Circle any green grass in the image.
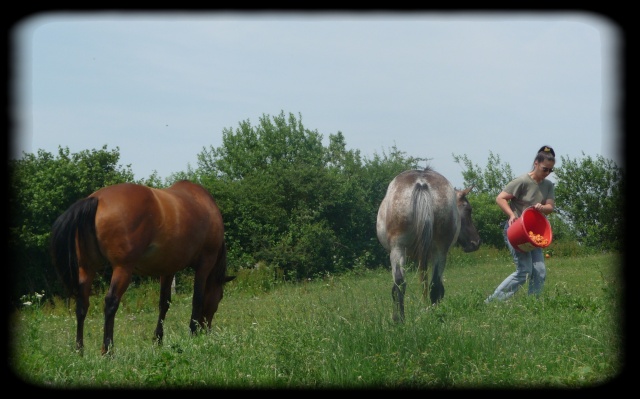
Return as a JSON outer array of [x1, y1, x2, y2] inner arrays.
[[9, 249, 623, 389]]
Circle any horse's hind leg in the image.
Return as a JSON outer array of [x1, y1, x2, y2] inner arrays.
[[390, 247, 407, 323], [154, 274, 175, 345], [76, 267, 96, 354], [429, 257, 446, 305], [102, 266, 133, 355]]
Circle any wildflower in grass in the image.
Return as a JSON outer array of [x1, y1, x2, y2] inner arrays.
[[20, 290, 45, 308]]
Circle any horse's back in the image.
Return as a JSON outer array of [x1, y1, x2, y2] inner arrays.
[[162, 181, 225, 249], [89, 181, 224, 276], [377, 169, 458, 254]]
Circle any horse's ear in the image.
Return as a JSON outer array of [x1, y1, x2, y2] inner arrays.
[[458, 186, 474, 197]]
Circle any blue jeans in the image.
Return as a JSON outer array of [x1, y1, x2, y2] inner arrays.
[[485, 221, 546, 302]]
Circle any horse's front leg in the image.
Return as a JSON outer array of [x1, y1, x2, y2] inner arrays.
[[202, 270, 220, 330], [102, 266, 132, 355], [390, 247, 407, 323], [154, 274, 175, 345], [189, 269, 208, 334]]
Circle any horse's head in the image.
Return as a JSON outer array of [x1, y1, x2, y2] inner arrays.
[[456, 186, 481, 252], [207, 275, 237, 318]]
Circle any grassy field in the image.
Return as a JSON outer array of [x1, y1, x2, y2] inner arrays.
[[9, 249, 624, 390]]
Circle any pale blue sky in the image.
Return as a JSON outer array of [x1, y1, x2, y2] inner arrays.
[[10, 11, 623, 188]]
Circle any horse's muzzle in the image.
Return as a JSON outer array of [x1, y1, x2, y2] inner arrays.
[[462, 240, 481, 252]]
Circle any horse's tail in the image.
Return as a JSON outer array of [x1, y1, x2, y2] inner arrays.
[[50, 197, 99, 297], [410, 182, 434, 268]]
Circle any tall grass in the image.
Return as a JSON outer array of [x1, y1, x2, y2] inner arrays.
[[10, 249, 623, 389]]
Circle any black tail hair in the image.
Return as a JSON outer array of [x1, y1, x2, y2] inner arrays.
[[50, 197, 99, 297]]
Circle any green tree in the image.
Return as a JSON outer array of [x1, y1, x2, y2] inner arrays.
[[9, 145, 134, 303], [464, 192, 506, 249], [198, 111, 325, 180], [453, 151, 516, 247], [193, 112, 335, 278], [453, 151, 515, 196], [553, 153, 624, 251], [193, 111, 424, 279], [137, 170, 168, 188]]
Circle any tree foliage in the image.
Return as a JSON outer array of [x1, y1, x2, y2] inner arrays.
[[9, 145, 135, 302], [453, 151, 515, 197], [191, 111, 423, 280], [453, 151, 516, 248], [553, 153, 624, 251], [8, 112, 623, 303]]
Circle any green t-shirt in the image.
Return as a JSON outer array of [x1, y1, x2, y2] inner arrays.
[[503, 173, 555, 218]]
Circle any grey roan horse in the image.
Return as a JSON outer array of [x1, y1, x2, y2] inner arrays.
[[376, 168, 481, 322]]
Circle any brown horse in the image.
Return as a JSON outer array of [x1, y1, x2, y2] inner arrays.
[[50, 180, 236, 355], [376, 168, 481, 322]]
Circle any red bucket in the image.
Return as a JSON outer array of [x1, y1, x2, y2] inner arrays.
[[507, 207, 553, 253]]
